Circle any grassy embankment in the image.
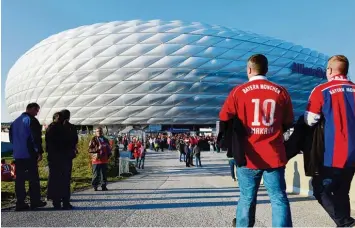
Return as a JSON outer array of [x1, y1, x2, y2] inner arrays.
[[1, 135, 135, 207]]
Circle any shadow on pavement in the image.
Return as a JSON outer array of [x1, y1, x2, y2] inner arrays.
[[71, 194, 270, 202], [73, 187, 242, 196], [70, 196, 315, 211]]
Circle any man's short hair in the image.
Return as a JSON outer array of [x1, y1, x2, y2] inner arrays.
[[26, 103, 40, 110], [1, 159, 5, 164], [248, 54, 268, 75], [328, 55, 349, 75], [60, 109, 70, 120]]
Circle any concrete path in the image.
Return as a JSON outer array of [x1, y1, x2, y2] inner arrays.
[[1, 149, 350, 227]]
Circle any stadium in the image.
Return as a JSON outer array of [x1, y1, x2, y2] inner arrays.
[[5, 20, 328, 132]]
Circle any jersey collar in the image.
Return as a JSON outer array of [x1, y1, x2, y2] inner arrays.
[[330, 75, 348, 81], [249, 75, 267, 81]]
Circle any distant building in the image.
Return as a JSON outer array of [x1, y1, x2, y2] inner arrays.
[[5, 20, 327, 128]]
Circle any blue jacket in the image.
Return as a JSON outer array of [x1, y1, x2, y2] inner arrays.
[[9, 113, 43, 159]]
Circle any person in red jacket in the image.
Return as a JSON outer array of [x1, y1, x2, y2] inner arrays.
[[1, 159, 12, 181], [220, 54, 294, 227], [88, 127, 112, 191]]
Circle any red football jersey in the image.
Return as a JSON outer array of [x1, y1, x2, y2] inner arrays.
[[305, 76, 355, 168], [219, 76, 294, 169]]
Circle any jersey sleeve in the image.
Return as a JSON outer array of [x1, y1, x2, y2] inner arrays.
[[219, 87, 238, 121], [304, 86, 323, 126], [282, 89, 294, 129]]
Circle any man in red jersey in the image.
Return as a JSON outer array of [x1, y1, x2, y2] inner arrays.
[[305, 55, 355, 227], [220, 54, 294, 227]]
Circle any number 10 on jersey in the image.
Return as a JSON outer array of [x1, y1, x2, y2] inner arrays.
[[251, 99, 276, 127]]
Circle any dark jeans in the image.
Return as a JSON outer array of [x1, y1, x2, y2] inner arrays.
[[195, 154, 202, 167], [229, 159, 236, 179], [47, 158, 72, 204], [138, 157, 145, 169], [236, 166, 292, 227], [92, 164, 108, 188], [312, 167, 355, 227], [15, 158, 41, 204], [180, 152, 186, 162], [186, 152, 192, 166], [129, 151, 134, 159]]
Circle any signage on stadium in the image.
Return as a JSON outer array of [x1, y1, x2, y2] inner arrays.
[[291, 62, 326, 79], [148, 124, 162, 131]]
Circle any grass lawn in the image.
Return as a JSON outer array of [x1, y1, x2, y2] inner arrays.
[[1, 135, 134, 207]]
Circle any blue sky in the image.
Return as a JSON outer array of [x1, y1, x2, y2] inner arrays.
[[2, 0, 355, 122]]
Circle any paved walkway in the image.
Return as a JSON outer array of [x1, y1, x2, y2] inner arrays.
[[1, 150, 350, 227]]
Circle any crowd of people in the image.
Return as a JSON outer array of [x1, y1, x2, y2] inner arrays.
[[116, 134, 216, 169], [8, 104, 116, 211], [3, 53, 354, 227]]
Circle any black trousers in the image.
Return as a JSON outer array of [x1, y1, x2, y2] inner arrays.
[[92, 164, 108, 187], [47, 158, 72, 204], [312, 167, 355, 227], [15, 158, 41, 204], [186, 152, 192, 166]]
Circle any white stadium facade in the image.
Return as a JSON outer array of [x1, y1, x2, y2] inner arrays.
[[5, 20, 328, 130]]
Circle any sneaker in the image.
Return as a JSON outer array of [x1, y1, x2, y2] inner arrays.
[[15, 203, 30, 211], [233, 178, 237, 182], [30, 201, 47, 210], [94, 187, 98, 191], [102, 186, 108, 191]]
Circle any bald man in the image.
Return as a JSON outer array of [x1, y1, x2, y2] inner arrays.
[[305, 55, 355, 227]]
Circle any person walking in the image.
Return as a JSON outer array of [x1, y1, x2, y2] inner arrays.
[[179, 140, 186, 162], [193, 144, 202, 167], [134, 143, 142, 168], [304, 55, 355, 227], [220, 54, 294, 227], [138, 146, 146, 169], [88, 127, 112, 191], [184, 141, 191, 167], [9, 103, 47, 211]]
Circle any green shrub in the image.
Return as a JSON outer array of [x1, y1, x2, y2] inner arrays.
[[1, 134, 129, 207]]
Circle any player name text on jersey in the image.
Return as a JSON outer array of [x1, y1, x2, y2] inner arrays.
[[250, 127, 274, 135], [329, 87, 355, 95], [242, 84, 281, 94]]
